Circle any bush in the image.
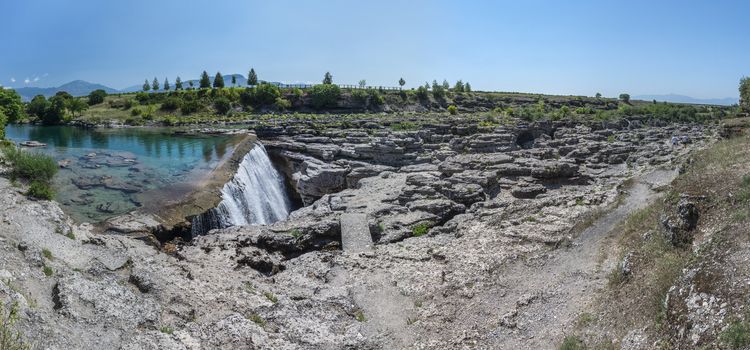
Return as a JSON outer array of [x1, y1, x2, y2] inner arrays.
[[213, 97, 232, 115], [368, 89, 384, 106], [180, 100, 201, 115], [26, 180, 54, 199], [124, 117, 144, 126], [253, 83, 282, 106], [160, 97, 182, 111], [2, 147, 58, 184], [416, 86, 429, 100], [87, 89, 107, 105], [310, 84, 341, 109], [412, 222, 431, 237], [721, 321, 750, 349], [275, 97, 291, 110], [447, 105, 458, 115], [130, 107, 142, 116], [352, 89, 368, 105], [0, 111, 6, 140]]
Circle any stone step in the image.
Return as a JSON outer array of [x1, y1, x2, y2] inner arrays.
[[340, 213, 373, 253]]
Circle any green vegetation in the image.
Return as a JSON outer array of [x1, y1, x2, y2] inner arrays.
[[310, 84, 341, 109], [447, 105, 458, 115], [412, 222, 431, 237], [559, 335, 585, 350], [87, 89, 107, 105], [263, 292, 278, 304], [159, 326, 174, 335], [323, 71, 333, 84], [42, 248, 53, 260], [0, 302, 30, 350], [1, 146, 58, 199], [42, 265, 53, 277], [720, 320, 750, 349], [619, 93, 630, 103], [354, 310, 366, 322], [248, 313, 266, 327], [740, 77, 750, 112], [248, 68, 258, 86], [213, 72, 224, 88]]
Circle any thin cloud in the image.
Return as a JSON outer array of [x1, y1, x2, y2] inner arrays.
[[33, 77, 39, 82], [24, 78, 30, 84], [10, 78, 15, 83]]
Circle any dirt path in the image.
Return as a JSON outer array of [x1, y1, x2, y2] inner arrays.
[[465, 169, 677, 349]]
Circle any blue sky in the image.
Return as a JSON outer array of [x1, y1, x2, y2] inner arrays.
[[1, 0, 748, 99]]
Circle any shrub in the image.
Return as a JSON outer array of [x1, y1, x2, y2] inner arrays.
[[42, 265, 53, 277], [253, 83, 282, 106], [447, 105, 458, 115], [2, 147, 57, 184], [559, 335, 584, 350], [352, 89, 368, 105], [368, 89, 384, 106], [416, 86, 429, 100], [160, 97, 182, 111], [213, 97, 232, 115], [27, 181, 54, 200], [130, 107, 142, 116], [310, 84, 341, 109], [180, 100, 201, 115], [412, 222, 431, 237], [87, 89, 107, 105], [274, 97, 291, 110], [124, 117, 144, 126]]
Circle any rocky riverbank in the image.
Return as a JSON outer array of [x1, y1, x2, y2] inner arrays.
[[0, 116, 724, 349]]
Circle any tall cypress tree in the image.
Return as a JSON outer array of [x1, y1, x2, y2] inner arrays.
[[152, 77, 159, 91], [248, 68, 258, 86], [323, 72, 333, 84], [231, 75, 236, 87], [163, 77, 170, 91], [200, 71, 211, 88], [143, 79, 150, 91], [175, 77, 183, 90], [213, 72, 225, 88]]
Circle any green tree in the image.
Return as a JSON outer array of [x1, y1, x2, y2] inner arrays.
[[43, 95, 68, 125], [231, 75, 237, 87], [152, 77, 159, 91], [465, 82, 471, 92], [248, 68, 258, 86], [250, 83, 281, 106], [200, 71, 211, 88], [442, 79, 450, 90], [323, 72, 333, 84], [66, 98, 88, 117], [453, 80, 465, 92], [27, 95, 50, 118], [213, 97, 231, 114], [87, 89, 107, 105], [358, 80, 366, 88], [595, 92, 602, 98], [0, 110, 6, 140], [213, 72, 224, 88], [619, 93, 631, 103], [740, 77, 750, 112], [399, 78, 406, 89], [310, 84, 341, 109], [432, 80, 446, 99], [188, 81, 194, 89], [143, 79, 150, 91], [0, 88, 27, 123], [163, 77, 170, 91], [175, 77, 183, 90]]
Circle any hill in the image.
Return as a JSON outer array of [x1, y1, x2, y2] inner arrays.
[[633, 93, 737, 106], [14, 80, 119, 101]]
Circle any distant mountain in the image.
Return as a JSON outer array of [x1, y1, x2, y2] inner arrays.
[[14, 80, 119, 101], [634, 94, 738, 106]]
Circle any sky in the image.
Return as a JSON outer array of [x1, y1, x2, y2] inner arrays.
[[1, 0, 748, 99]]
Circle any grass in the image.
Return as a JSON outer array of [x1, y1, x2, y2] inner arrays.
[[354, 310, 366, 322], [42, 265, 53, 277], [0, 302, 30, 350], [720, 320, 750, 349], [65, 231, 76, 240], [1, 146, 57, 199], [248, 313, 266, 327], [42, 248, 53, 260], [559, 335, 585, 350], [411, 222, 431, 237], [289, 229, 302, 239], [263, 292, 278, 304], [159, 326, 174, 335]]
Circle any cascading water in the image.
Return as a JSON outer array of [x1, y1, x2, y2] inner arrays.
[[191, 143, 292, 236]]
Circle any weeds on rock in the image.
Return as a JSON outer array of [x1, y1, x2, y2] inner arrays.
[[354, 310, 366, 322], [42, 249, 53, 260], [559, 335, 584, 350], [411, 222, 431, 237], [42, 266, 53, 277], [263, 292, 278, 304], [248, 313, 266, 327], [159, 326, 174, 335], [0, 302, 30, 350], [720, 320, 750, 349]]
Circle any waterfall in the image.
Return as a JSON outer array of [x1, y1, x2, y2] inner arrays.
[[191, 143, 292, 236]]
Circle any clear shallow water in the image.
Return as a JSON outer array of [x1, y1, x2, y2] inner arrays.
[[6, 125, 243, 223]]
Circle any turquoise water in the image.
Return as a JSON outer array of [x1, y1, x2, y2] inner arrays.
[[6, 125, 243, 223]]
